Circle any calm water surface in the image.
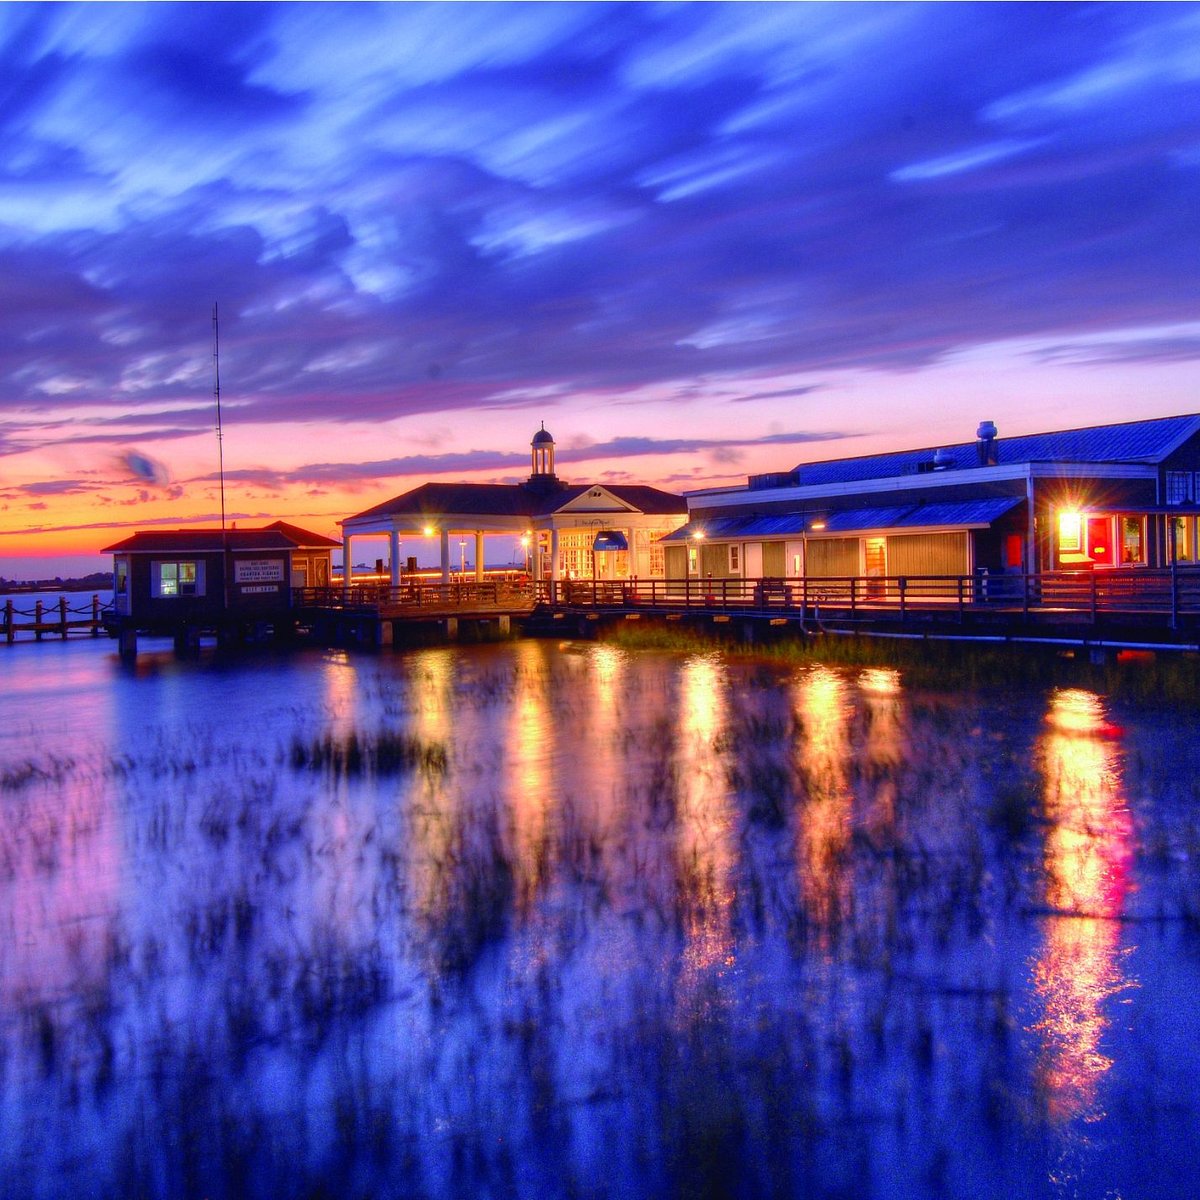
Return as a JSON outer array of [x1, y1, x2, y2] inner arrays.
[[1, 636, 1198, 1199]]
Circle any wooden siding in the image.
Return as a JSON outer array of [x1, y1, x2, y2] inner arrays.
[[763, 541, 786, 576], [807, 538, 859, 578], [664, 544, 687, 579], [700, 542, 733, 579], [886, 532, 969, 577]]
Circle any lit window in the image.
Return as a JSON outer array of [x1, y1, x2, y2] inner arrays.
[[1120, 517, 1144, 565], [153, 560, 203, 598], [1172, 516, 1195, 563], [1058, 511, 1082, 552], [728, 544, 740, 572]]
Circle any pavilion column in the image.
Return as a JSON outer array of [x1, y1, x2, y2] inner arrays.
[[342, 534, 353, 597], [439, 529, 451, 585], [550, 528, 561, 582], [389, 529, 401, 588], [475, 530, 485, 581]]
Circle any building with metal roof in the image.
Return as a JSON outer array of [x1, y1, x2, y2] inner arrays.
[[668, 414, 1200, 587], [102, 521, 339, 635], [340, 427, 687, 587]]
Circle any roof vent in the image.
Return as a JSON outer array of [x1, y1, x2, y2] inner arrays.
[[933, 448, 955, 470], [976, 420, 998, 466]]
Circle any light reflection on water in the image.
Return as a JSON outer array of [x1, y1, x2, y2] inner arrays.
[[1032, 689, 1135, 1136], [0, 639, 1197, 1199]]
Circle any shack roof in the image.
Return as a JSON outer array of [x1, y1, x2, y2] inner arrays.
[[104, 529, 303, 554], [260, 520, 341, 548]]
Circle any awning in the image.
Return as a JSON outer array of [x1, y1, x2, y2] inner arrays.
[[662, 496, 1025, 542], [592, 529, 629, 551]]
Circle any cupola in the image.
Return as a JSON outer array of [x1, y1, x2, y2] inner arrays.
[[530, 422, 556, 480]]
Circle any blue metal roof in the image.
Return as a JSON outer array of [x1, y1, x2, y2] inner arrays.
[[663, 497, 1022, 542], [788, 414, 1200, 487], [823, 498, 1023, 533]]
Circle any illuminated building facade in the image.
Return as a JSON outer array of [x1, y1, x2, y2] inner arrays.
[[669, 413, 1200, 583], [340, 426, 687, 586]]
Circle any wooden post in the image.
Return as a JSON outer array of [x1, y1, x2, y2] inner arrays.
[[91, 594, 100, 637], [35, 599, 44, 641], [59, 595, 68, 639], [4, 599, 12, 643]]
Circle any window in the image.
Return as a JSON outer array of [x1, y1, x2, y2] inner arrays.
[[1166, 471, 1194, 505], [153, 560, 204, 598], [728, 544, 741, 573], [558, 532, 593, 580], [1120, 517, 1144, 565], [1172, 516, 1195, 563], [646, 532, 665, 578], [1058, 511, 1082, 552]]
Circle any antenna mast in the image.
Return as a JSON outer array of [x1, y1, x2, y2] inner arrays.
[[212, 302, 226, 533]]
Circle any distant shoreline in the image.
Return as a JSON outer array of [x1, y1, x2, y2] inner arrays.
[[1, 574, 111, 594]]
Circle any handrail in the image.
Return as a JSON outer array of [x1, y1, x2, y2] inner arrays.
[[290, 567, 1200, 623]]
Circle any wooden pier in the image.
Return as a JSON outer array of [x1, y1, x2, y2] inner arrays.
[[16, 567, 1200, 655], [292, 566, 1200, 653], [295, 577, 537, 646], [531, 567, 1200, 652], [3, 595, 107, 643]]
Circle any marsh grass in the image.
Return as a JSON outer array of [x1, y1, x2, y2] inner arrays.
[[290, 729, 449, 775], [601, 622, 1200, 705], [0, 642, 1197, 1199]]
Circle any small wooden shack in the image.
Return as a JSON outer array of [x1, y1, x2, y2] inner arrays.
[[102, 523, 339, 655]]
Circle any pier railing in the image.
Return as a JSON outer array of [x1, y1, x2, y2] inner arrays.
[[534, 566, 1200, 623], [293, 566, 1200, 628], [3, 594, 108, 643], [296, 577, 538, 612]]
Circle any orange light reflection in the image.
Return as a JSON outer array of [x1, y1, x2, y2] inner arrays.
[[506, 640, 556, 909], [676, 656, 736, 982], [1031, 688, 1134, 1129], [793, 666, 854, 948]]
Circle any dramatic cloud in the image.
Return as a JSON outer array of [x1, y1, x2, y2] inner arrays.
[[2, 2, 1198, 568], [204, 428, 851, 488]]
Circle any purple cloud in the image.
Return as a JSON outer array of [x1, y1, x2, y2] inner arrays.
[[0, 1, 1195, 457]]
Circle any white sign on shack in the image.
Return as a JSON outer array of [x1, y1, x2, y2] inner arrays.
[[235, 559, 284, 586]]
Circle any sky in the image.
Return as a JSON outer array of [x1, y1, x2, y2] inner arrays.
[[2, 1, 1199, 577]]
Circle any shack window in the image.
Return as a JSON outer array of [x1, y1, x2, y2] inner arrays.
[[153, 560, 204, 598], [728, 544, 740, 573]]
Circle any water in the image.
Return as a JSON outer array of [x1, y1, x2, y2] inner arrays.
[[1, 636, 1198, 1199]]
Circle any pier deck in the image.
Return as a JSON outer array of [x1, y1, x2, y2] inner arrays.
[[294, 566, 1200, 652]]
